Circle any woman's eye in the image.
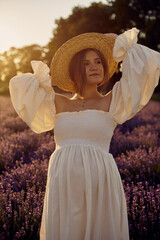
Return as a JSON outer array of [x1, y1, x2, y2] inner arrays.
[[84, 60, 102, 66], [96, 60, 102, 64]]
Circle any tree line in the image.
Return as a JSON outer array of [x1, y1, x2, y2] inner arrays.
[[0, 0, 159, 93]]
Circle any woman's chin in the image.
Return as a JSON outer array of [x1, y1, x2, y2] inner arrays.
[[86, 79, 103, 86]]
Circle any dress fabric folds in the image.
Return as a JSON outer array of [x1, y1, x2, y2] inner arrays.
[[9, 28, 160, 240]]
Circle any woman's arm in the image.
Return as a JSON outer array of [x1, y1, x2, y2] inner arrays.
[[108, 28, 160, 124], [9, 61, 56, 133]]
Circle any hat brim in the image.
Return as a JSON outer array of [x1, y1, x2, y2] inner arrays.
[[50, 32, 118, 92]]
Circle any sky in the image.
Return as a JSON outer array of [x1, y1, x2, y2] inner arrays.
[[0, 0, 108, 54]]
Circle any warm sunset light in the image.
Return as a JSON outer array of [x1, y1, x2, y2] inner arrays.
[[0, 0, 107, 53], [0, 0, 160, 239], [0, 22, 23, 53]]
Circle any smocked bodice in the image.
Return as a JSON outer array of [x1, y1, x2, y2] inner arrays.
[[54, 110, 117, 152]]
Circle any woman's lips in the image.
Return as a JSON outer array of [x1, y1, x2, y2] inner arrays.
[[89, 73, 99, 76]]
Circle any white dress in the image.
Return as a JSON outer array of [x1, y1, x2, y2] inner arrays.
[[9, 28, 160, 240]]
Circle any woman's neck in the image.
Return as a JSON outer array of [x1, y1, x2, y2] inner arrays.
[[73, 87, 103, 100]]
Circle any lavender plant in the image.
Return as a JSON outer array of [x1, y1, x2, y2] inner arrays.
[[0, 96, 160, 240]]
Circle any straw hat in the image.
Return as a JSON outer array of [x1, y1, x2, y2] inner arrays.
[[50, 32, 118, 92]]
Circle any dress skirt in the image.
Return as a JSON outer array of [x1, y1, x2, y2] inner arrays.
[[40, 143, 129, 240]]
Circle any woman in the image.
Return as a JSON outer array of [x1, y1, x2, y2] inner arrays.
[[55, 47, 112, 114], [9, 28, 160, 240]]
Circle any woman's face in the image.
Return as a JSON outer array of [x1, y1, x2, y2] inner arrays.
[[84, 50, 104, 86]]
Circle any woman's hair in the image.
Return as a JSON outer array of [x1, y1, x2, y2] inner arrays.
[[69, 48, 109, 96]]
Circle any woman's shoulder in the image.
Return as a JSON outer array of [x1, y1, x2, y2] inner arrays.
[[54, 92, 72, 113], [54, 91, 112, 114]]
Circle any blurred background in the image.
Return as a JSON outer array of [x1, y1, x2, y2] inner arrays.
[[0, 0, 160, 96], [0, 1, 160, 239]]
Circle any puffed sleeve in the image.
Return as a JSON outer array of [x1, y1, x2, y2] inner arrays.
[[9, 61, 56, 133], [109, 28, 160, 124]]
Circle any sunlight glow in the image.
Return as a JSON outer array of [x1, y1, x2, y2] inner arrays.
[[0, 0, 107, 54], [0, 23, 21, 53]]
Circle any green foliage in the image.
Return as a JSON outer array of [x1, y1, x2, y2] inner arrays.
[[0, 0, 160, 94], [151, 93, 160, 102], [109, 0, 160, 49], [46, 3, 117, 65], [0, 45, 47, 84]]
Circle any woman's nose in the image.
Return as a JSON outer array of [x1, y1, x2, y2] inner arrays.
[[89, 63, 97, 70]]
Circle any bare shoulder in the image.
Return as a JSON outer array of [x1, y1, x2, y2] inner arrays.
[[54, 93, 70, 113]]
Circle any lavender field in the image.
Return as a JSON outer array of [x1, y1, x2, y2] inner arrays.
[[0, 95, 160, 240]]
